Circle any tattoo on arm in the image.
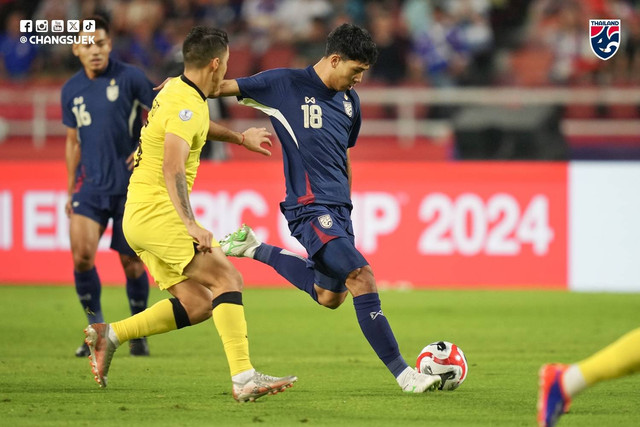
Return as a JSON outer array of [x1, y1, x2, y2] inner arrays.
[[175, 172, 194, 221]]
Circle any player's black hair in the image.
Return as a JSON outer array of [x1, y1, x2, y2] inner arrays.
[[183, 26, 229, 68], [81, 15, 109, 34], [325, 23, 378, 66]]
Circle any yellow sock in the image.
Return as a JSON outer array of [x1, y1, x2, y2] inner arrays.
[[111, 299, 179, 343], [578, 327, 640, 386], [212, 302, 253, 376]]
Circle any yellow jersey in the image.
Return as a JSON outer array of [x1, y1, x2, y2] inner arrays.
[[127, 75, 209, 204]]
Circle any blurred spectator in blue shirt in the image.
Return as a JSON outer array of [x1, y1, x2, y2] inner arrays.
[[409, 5, 469, 87], [409, 1, 493, 87], [194, 0, 242, 37], [241, 0, 282, 55], [0, 10, 39, 79]]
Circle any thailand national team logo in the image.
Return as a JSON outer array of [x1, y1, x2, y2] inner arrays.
[[343, 101, 353, 118], [318, 214, 333, 229], [589, 19, 621, 60], [106, 78, 119, 101]]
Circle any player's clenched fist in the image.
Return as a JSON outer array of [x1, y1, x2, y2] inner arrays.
[[187, 223, 213, 253]]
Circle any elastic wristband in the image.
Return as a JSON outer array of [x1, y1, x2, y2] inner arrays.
[[239, 133, 245, 146]]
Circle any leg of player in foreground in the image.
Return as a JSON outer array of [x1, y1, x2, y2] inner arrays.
[[84, 246, 296, 401], [537, 327, 640, 427], [222, 225, 441, 393], [69, 210, 150, 358]]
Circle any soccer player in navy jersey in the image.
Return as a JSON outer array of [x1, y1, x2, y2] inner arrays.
[[61, 16, 153, 357], [219, 23, 442, 393]]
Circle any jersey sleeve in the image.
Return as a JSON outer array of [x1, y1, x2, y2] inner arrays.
[[348, 112, 361, 148], [347, 92, 361, 148], [236, 69, 289, 108], [164, 108, 204, 147], [60, 85, 77, 128], [130, 67, 156, 109]]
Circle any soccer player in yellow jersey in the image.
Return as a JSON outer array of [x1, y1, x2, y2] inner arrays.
[[83, 26, 297, 402], [538, 327, 640, 426]]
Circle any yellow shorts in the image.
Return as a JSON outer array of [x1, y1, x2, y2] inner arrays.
[[123, 201, 220, 290]]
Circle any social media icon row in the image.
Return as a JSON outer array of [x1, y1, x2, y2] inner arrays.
[[19, 20, 95, 33]]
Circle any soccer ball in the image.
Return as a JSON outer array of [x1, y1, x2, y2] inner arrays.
[[416, 341, 468, 390]]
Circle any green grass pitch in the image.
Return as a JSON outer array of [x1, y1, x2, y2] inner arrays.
[[0, 285, 638, 426]]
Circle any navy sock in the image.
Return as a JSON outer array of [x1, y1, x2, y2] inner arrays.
[[353, 292, 409, 378], [74, 267, 103, 324], [255, 243, 318, 302], [126, 272, 150, 316]]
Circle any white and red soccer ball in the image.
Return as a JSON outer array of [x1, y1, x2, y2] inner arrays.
[[416, 341, 468, 390]]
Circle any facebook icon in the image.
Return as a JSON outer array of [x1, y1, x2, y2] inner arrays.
[[20, 20, 32, 33]]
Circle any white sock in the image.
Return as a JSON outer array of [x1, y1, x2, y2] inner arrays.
[[396, 366, 414, 387], [232, 368, 256, 385], [107, 324, 121, 347], [244, 244, 259, 259], [562, 364, 587, 397]]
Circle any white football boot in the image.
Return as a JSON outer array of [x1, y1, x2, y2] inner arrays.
[[232, 370, 298, 402], [397, 367, 442, 393], [220, 224, 261, 259], [84, 323, 119, 388]]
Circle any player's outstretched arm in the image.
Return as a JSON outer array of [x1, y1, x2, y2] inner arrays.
[[152, 78, 241, 97], [212, 79, 240, 97], [163, 132, 213, 253], [153, 77, 173, 92], [207, 121, 272, 156]]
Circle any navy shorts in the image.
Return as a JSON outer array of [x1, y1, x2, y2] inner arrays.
[[283, 204, 368, 293], [71, 191, 136, 256]]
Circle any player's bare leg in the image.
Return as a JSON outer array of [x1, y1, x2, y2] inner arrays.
[[315, 288, 348, 309]]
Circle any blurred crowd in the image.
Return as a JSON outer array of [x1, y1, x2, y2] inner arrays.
[[1, 0, 639, 87]]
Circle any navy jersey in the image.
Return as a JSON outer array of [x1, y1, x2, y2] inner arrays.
[[61, 59, 155, 195], [237, 66, 361, 209]]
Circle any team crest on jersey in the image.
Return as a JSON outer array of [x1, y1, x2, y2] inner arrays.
[[179, 109, 193, 121], [106, 79, 119, 102], [318, 214, 333, 229], [589, 19, 620, 60], [343, 101, 353, 117]]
